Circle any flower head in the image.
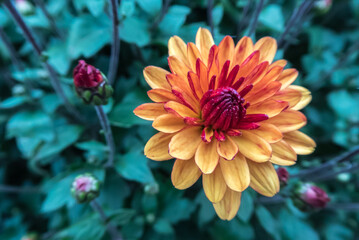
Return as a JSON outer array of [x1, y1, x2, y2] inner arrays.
[[276, 167, 289, 186], [134, 28, 316, 220], [73, 60, 113, 105], [298, 183, 330, 208], [71, 173, 100, 203]]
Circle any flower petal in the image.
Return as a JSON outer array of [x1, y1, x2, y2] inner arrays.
[[284, 131, 316, 155], [203, 166, 227, 203], [269, 88, 302, 108], [246, 99, 289, 118], [220, 154, 250, 192], [153, 114, 186, 133], [164, 101, 199, 118], [213, 189, 242, 220], [245, 81, 282, 105], [251, 123, 283, 143], [169, 127, 202, 160], [277, 69, 298, 90], [195, 140, 219, 174], [232, 131, 272, 162], [270, 59, 287, 68], [236, 50, 260, 80], [171, 158, 201, 189], [195, 27, 214, 64], [143, 66, 171, 90], [134, 103, 167, 120], [270, 140, 297, 166], [218, 36, 235, 71], [168, 56, 191, 80], [187, 42, 202, 71], [248, 161, 279, 197], [289, 86, 312, 110], [264, 109, 307, 133], [168, 36, 189, 66], [254, 37, 277, 63], [233, 36, 254, 67], [147, 89, 177, 102], [217, 136, 238, 160], [144, 132, 173, 161]]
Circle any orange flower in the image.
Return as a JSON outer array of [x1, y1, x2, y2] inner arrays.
[[134, 28, 316, 220]]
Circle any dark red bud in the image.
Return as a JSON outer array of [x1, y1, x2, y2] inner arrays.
[[276, 167, 289, 186], [73, 60, 103, 88], [300, 183, 330, 208]]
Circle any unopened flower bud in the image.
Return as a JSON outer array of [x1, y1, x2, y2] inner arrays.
[[15, 0, 35, 16], [276, 167, 289, 186], [71, 173, 100, 203], [144, 182, 159, 195], [314, 0, 332, 14], [293, 183, 330, 211], [73, 60, 113, 105]]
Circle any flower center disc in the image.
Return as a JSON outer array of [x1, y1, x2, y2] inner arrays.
[[200, 87, 246, 131]]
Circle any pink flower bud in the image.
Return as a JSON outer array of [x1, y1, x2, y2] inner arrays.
[[71, 173, 100, 203], [73, 60, 104, 88], [300, 183, 330, 208], [276, 167, 289, 186]]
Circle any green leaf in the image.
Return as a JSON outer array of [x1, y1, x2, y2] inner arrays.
[[47, 40, 71, 75], [212, 5, 224, 26], [259, 4, 284, 32], [154, 218, 174, 235], [237, 191, 254, 222], [135, 0, 162, 16], [159, 5, 191, 35], [0, 96, 28, 109], [210, 219, 254, 240], [161, 198, 196, 224], [75, 141, 107, 152], [107, 209, 136, 226], [86, 0, 106, 17], [40, 94, 62, 114], [115, 151, 155, 184], [255, 205, 280, 239], [328, 90, 359, 122], [120, 17, 151, 47], [68, 14, 111, 59], [195, 191, 216, 226]]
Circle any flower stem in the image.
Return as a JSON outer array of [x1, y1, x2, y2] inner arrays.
[[33, 0, 63, 38], [247, 0, 265, 38], [0, 26, 24, 71], [94, 105, 115, 168], [236, 0, 252, 41], [107, 0, 121, 85], [3, 0, 83, 122], [0, 185, 41, 193], [151, 0, 172, 29], [207, 0, 214, 36], [90, 200, 123, 240]]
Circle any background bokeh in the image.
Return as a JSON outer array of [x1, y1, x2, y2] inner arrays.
[[1, 0, 359, 239]]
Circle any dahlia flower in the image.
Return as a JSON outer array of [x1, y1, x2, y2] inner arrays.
[[134, 28, 316, 220]]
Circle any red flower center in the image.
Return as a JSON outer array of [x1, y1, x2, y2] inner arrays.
[[200, 87, 247, 131]]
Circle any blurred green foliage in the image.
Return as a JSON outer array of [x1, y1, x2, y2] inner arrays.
[[0, 0, 359, 239]]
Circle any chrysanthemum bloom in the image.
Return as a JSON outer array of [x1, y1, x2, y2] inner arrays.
[[134, 28, 316, 220]]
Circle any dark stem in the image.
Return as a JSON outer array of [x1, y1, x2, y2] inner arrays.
[[247, 0, 265, 37], [3, 0, 83, 121], [33, 0, 63, 38], [236, 0, 252, 41], [90, 200, 123, 240], [292, 145, 359, 180], [151, 0, 172, 29], [0, 185, 41, 193], [277, 0, 315, 49], [95, 106, 115, 168], [0, 26, 24, 71], [309, 163, 359, 182], [207, 0, 214, 36], [326, 203, 359, 211], [107, 0, 121, 85]]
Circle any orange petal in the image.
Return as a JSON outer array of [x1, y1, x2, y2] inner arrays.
[[247, 161, 279, 197], [264, 109, 307, 133], [171, 158, 201, 189], [168, 56, 191, 80], [269, 88, 302, 108], [270, 59, 287, 69], [251, 123, 283, 143], [270, 140, 297, 166], [246, 99, 288, 118], [249, 66, 283, 94], [217, 136, 238, 160], [233, 36, 254, 67], [164, 101, 198, 118], [144, 132, 173, 161], [236, 50, 260, 80], [213, 188, 242, 220], [147, 89, 177, 102], [134, 103, 167, 120], [284, 131, 316, 155], [188, 71, 204, 98], [218, 36, 235, 71], [277, 69, 298, 90], [169, 127, 202, 160], [289, 86, 312, 110], [168, 36, 189, 66], [203, 166, 227, 203], [232, 131, 272, 162], [245, 81, 282, 105], [152, 114, 186, 133], [239, 61, 269, 91], [195, 27, 214, 64], [254, 37, 277, 63], [187, 42, 202, 72], [195, 140, 219, 174], [143, 66, 171, 90], [220, 154, 250, 192], [196, 59, 209, 93]]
